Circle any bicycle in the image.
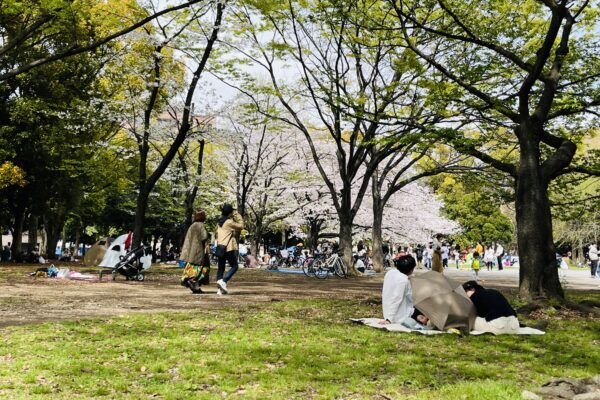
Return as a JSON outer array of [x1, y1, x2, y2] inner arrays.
[[302, 253, 325, 277], [314, 252, 347, 279]]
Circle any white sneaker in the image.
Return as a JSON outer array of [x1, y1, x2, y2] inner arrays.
[[217, 279, 228, 294], [217, 288, 223, 296]]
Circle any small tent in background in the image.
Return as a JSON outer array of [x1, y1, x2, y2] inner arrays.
[[98, 234, 129, 269], [83, 238, 112, 266]]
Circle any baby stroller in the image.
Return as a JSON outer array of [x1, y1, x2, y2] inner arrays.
[[100, 246, 151, 281]]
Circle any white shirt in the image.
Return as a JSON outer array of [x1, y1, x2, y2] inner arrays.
[[355, 258, 366, 270], [494, 244, 504, 257], [484, 248, 495, 262], [589, 245, 599, 261], [441, 245, 449, 259], [382, 269, 414, 323]]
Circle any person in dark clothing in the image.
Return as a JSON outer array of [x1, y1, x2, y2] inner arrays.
[[414, 246, 423, 269], [462, 281, 519, 333], [382, 243, 389, 256]]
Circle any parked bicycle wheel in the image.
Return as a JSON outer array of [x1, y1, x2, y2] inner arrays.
[[294, 256, 306, 268], [314, 260, 329, 279], [302, 257, 316, 277], [267, 255, 281, 270], [334, 258, 347, 278]]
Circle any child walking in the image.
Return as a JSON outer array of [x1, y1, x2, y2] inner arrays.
[[471, 251, 481, 282]]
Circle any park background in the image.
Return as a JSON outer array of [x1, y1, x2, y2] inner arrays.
[[0, 0, 599, 398]]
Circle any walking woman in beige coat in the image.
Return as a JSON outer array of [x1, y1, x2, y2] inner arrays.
[[215, 203, 244, 295], [180, 210, 209, 294]]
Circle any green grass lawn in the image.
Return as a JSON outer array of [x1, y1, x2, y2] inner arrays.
[[1, 294, 599, 399]]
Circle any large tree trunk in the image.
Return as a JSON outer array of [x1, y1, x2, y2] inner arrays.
[[44, 207, 67, 260], [307, 220, 321, 254], [27, 214, 38, 253], [152, 235, 159, 261], [132, 186, 151, 249], [73, 230, 80, 258], [45, 224, 63, 261], [180, 140, 205, 247], [371, 179, 385, 272], [159, 235, 169, 261], [575, 239, 584, 265], [11, 205, 26, 258], [251, 223, 263, 257], [516, 136, 563, 300], [371, 210, 384, 273], [180, 186, 199, 248], [339, 211, 356, 276], [39, 225, 47, 255]]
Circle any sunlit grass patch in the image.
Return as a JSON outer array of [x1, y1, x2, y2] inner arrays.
[[0, 296, 598, 399]]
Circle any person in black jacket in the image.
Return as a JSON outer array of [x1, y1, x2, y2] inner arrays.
[[462, 281, 519, 333]]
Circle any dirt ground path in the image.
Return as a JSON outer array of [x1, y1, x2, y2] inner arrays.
[[0, 264, 597, 328], [0, 266, 382, 327]]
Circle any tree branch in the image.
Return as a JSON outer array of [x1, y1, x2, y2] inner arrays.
[[0, 0, 210, 81]]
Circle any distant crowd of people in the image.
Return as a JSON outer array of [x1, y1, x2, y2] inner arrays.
[[394, 238, 506, 272]]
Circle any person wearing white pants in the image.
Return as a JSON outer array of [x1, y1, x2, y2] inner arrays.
[[462, 281, 520, 334]]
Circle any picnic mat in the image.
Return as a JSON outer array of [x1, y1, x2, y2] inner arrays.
[[351, 318, 545, 335], [265, 268, 306, 275]]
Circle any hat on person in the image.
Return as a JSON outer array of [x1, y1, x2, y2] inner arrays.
[[221, 203, 234, 216]]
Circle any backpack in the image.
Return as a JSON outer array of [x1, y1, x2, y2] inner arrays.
[[472, 259, 481, 270]]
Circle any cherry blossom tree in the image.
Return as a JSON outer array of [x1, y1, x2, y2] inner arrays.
[[356, 183, 459, 245], [216, 98, 317, 256], [367, 146, 474, 270]]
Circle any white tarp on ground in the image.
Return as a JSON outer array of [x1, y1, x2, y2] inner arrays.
[[350, 318, 545, 335], [98, 234, 129, 268]]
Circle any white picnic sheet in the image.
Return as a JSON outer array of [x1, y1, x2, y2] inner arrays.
[[350, 318, 545, 336]]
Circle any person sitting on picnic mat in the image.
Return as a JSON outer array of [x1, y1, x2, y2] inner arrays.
[[462, 281, 520, 333], [381, 255, 433, 329]]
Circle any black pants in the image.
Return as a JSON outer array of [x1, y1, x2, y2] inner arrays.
[[217, 250, 239, 282], [497, 256, 503, 270], [591, 259, 598, 277]]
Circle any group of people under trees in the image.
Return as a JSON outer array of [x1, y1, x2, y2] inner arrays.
[[382, 255, 519, 334], [174, 202, 600, 300]]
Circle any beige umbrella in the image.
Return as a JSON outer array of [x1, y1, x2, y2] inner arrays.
[[410, 271, 476, 333]]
